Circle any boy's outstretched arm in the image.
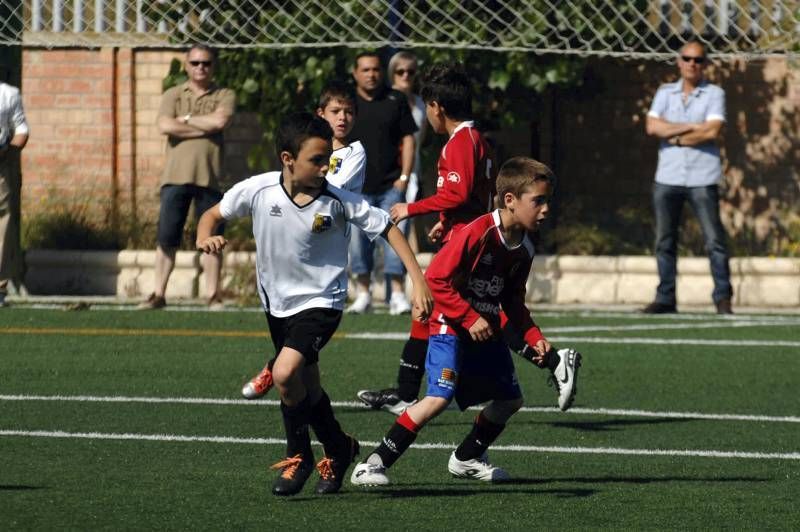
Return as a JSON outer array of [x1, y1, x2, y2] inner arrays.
[[196, 204, 228, 254], [384, 224, 433, 319]]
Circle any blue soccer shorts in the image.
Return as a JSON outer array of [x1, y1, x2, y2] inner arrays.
[[425, 334, 523, 410]]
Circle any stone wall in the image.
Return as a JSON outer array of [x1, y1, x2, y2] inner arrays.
[[22, 250, 800, 309]]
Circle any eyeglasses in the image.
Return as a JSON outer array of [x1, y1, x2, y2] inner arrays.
[[394, 68, 416, 77], [680, 56, 706, 64], [189, 60, 213, 68]]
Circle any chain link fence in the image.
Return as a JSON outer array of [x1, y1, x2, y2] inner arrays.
[[0, 1, 797, 60]]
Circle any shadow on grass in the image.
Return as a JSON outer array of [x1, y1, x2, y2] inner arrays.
[[371, 486, 595, 499], [0, 485, 46, 491], [343, 474, 770, 499], [506, 476, 770, 485]]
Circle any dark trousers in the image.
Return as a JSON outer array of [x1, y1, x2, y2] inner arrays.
[[653, 183, 732, 305]]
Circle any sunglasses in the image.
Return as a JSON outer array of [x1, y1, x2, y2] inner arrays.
[[395, 68, 416, 77], [681, 55, 706, 64], [189, 60, 213, 67]]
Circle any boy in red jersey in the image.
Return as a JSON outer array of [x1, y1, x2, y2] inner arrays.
[[351, 157, 581, 486], [356, 63, 496, 414]]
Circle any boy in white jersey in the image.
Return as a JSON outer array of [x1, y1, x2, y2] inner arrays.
[[240, 81, 366, 400], [196, 113, 432, 497], [318, 80, 366, 194]]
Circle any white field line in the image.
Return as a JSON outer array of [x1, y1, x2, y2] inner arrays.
[[2, 394, 799, 424], [547, 319, 800, 333], [0, 428, 797, 461], [346, 331, 800, 347]]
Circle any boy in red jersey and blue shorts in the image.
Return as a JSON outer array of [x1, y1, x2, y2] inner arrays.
[[351, 157, 581, 486]]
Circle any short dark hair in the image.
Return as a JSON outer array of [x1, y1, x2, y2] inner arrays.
[[354, 51, 381, 69], [496, 157, 555, 199], [419, 63, 472, 120], [187, 43, 217, 62], [275, 112, 333, 160], [317, 80, 357, 111]]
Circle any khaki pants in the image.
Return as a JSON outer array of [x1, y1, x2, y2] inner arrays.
[[0, 149, 21, 294]]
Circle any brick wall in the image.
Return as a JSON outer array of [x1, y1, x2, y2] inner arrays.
[[22, 48, 116, 216], [20, 47, 263, 233]]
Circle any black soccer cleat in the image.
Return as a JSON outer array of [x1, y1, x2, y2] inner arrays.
[[356, 388, 417, 415], [270, 454, 315, 496], [315, 434, 361, 495]]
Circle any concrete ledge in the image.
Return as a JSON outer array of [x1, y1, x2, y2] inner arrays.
[[23, 250, 800, 307]]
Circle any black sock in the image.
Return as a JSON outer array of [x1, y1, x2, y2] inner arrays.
[[454, 412, 505, 461], [374, 413, 419, 468], [280, 395, 313, 461], [545, 348, 559, 371], [396, 338, 428, 402], [309, 390, 347, 458]]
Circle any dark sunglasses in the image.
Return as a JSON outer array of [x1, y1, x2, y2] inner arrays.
[[681, 55, 706, 64], [189, 60, 213, 67], [395, 68, 416, 76]]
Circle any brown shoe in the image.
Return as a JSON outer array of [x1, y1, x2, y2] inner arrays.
[[640, 301, 677, 314], [715, 298, 733, 315], [137, 293, 166, 310]]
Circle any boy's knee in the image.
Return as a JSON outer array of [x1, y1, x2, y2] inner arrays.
[[271, 365, 295, 390]]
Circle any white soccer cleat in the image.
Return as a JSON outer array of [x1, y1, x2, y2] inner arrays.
[[346, 292, 372, 314], [388, 292, 412, 315], [350, 462, 390, 486], [447, 451, 510, 482], [551, 348, 582, 411]]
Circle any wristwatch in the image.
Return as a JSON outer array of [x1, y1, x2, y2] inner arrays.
[[182, 113, 192, 124], [399, 174, 409, 182]]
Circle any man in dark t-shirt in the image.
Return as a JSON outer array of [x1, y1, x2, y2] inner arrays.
[[347, 51, 418, 315]]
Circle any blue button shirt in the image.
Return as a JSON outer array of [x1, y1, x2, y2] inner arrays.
[[648, 79, 725, 187]]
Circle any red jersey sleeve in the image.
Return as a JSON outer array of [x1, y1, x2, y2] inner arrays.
[[500, 249, 543, 346], [407, 132, 478, 217]]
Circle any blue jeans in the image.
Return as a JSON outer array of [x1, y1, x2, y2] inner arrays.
[[653, 183, 732, 305], [349, 186, 407, 279]]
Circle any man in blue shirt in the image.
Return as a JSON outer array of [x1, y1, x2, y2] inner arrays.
[[642, 41, 733, 315]]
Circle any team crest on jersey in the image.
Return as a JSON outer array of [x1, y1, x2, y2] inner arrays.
[[329, 156, 343, 175], [312, 213, 333, 233], [270, 204, 283, 217], [479, 253, 493, 265], [447, 171, 461, 183]]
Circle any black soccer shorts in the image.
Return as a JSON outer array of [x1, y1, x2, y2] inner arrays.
[[266, 308, 342, 365]]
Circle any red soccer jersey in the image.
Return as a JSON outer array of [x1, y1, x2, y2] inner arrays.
[[425, 210, 543, 346], [406, 121, 494, 243]]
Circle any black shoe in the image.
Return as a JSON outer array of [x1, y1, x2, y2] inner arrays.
[[315, 435, 360, 495], [640, 301, 677, 314], [271, 454, 314, 496], [356, 387, 400, 409], [716, 298, 733, 315], [356, 388, 416, 415]]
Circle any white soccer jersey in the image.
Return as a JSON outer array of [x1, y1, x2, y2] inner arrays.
[[326, 140, 366, 194], [219, 171, 390, 317]]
